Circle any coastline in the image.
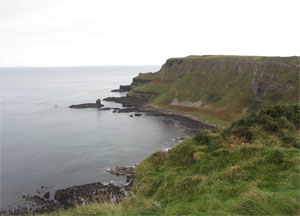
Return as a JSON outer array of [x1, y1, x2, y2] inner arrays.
[[2, 89, 213, 215], [1, 166, 135, 215], [103, 96, 215, 133]]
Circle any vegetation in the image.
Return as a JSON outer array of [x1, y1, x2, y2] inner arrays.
[[46, 104, 300, 215], [128, 55, 299, 126], [44, 56, 299, 215]]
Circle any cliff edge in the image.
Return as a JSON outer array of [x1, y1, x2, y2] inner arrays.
[[128, 55, 300, 126]]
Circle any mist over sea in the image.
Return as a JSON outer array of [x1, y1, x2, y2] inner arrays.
[[0, 66, 192, 209]]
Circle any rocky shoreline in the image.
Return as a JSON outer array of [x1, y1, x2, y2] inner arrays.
[[67, 87, 214, 132], [68, 95, 214, 132], [1, 166, 136, 215], [103, 96, 214, 133], [103, 96, 147, 108], [2, 88, 213, 215]]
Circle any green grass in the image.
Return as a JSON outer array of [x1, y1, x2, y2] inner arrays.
[[45, 104, 300, 215], [129, 55, 299, 126]]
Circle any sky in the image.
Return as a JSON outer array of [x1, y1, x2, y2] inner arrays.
[[0, 0, 299, 67]]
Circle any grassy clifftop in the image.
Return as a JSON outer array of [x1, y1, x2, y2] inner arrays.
[[131, 104, 300, 215], [44, 56, 299, 215], [49, 104, 300, 215], [129, 55, 299, 126]]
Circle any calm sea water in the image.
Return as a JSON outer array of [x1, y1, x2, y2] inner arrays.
[[0, 66, 192, 210]]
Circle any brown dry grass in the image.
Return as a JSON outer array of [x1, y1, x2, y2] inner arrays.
[[165, 105, 239, 122]]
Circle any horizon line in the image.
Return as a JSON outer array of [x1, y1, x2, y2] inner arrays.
[[0, 64, 162, 68]]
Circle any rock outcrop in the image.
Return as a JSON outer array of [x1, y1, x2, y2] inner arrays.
[[54, 182, 124, 208], [126, 55, 300, 124], [2, 166, 136, 215], [69, 99, 104, 109], [103, 96, 147, 107], [111, 85, 132, 92]]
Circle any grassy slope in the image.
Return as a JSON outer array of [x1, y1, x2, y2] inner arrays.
[[128, 55, 300, 126], [47, 104, 300, 215]]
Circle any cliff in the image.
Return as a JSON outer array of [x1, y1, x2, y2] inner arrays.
[[41, 56, 300, 216], [128, 55, 300, 126]]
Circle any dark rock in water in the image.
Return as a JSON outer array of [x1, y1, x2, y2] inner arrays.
[[134, 113, 142, 117], [99, 107, 111, 111], [43, 192, 50, 199], [174, 137, 185, 144], [105, 166, 136, 191], [130, 115, 133, 117], [106, 166, 135, 178], [118, 107, 139, 113], [103, 96, 147, 108], [104, 95, 213, 133], [69, 99, 104, 109], [30, 195, 46, 205], [5, 165, 136, 215], [112, 108, 121, 113], [22, 194, 29, 199], [111, 85, 132, 92], [144, 110, 214, 132], [96, 99, 101, 104], [54, 182, 125, 208]]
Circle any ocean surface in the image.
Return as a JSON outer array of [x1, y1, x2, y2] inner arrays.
[[0, 66, 192, 210]]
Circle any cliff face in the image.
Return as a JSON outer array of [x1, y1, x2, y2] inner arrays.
[[162, 56, 298, 98], [128, 55, 299, 126]]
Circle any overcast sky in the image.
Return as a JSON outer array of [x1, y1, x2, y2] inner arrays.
[[0, 0, 299, 67]]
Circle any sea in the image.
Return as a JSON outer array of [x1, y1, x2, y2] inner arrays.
[[0, 66, 192, 210]]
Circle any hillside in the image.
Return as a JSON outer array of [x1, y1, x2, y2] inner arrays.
[[48, 104, 300, 215], [128, 55, 300, 126], [42, 56, 300, 215]]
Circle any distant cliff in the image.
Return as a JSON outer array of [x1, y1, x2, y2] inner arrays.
[[128, 55, 300, 126]]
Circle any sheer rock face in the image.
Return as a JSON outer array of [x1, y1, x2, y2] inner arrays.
[[134, 55, 299, 100], [127, 55, 299, 123], [162, 57, 299, 95], [251, 78, 293, 99]]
